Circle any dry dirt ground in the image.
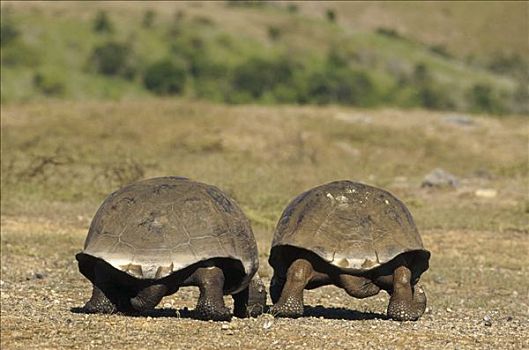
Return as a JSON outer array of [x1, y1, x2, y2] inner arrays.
[[1, 217, 527, 350], [1, 101, 528, 349]]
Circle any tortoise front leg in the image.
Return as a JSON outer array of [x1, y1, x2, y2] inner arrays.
[[186, 266, 231, 321], [270, 258, 313, 318], [233, 274, 267, 318], [387, 266, 426, 321]]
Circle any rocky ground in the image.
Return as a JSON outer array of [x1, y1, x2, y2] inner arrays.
[[1, 217, 527, 350]]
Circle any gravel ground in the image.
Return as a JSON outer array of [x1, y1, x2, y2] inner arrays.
[[1, 218, 528, 350]]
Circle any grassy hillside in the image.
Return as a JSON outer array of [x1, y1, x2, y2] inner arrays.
[[1, 1, 527, 114]]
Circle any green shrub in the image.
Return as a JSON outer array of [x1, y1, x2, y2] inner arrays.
[[429, 44, 452, 59], [468, 83, 505, 114], [230, 56, 297, 100], [142, 10, 156, 28], [93, 11, 114, 33], [1, 41, 40, 67], [306, 67, 377, 106], [268, 26, 282, 41], [416, 85, 454, 110], [143, 59, 187, 95], [488, 53, 529, 79], [33, 70, 66, 96], [287, 4, 298, 13], [0, 20, 19, 47], [326, 9, 336, 22], [376, 27, 401, 39], [91, 42, 135, 77]]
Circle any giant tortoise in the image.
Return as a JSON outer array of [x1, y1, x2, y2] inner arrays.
[[269, 180, 430, 321], [76, 176, 266, 321]]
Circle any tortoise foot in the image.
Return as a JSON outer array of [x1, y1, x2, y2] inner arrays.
[[270, 296, 304, 318], [194, 300, 231, 321], [83, 298, 117, 314]]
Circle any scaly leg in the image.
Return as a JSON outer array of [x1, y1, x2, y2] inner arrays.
[[270, 259, 313, 318], [187, 267, 231, 321]]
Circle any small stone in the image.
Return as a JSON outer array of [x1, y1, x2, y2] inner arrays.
[[483, 315, 492, 326], [422, 168, 460, 188], [442, 114, 474, 126], [262, 315, 274, 330], [163, 303, 172, 308], [474, 189, 497, 198], [446, 307, 453, 313]]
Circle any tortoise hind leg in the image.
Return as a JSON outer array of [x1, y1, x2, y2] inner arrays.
[[186, 266, 231, 321], [83, 261, 130, 314], [130, 284, 168, 313], [233, 274, 267, 318], [387, 266, 426, 321], [269, 273, 286, 304], [270, 258, 313, 318], [84, 285, 118, 314]]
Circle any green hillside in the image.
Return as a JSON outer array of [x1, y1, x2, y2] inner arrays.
[[1, 1, 527, 114]]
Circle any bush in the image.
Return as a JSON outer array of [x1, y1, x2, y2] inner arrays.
[[143, 59, 187, 95], [416, 85, 454, 110], [468, 83, 504, 114], [230, 56, 297, 100], [376, 27, 401, 39], [287, 4, 298, 13], [488, 53, 529, 79], [93, 11, 113, 33], [429, 44, 452, 59], [326, 9, 336, 22], [0, 20, 19, 47], [1, 41, 40, 67], [268, 26, 282, 41], [306, 67, 377, 106], [91, 42, 135, 77], [33, 70, 66, 96], [142, 10, 156, 28]]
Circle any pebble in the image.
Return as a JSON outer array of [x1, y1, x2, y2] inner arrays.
[[474, 189, 497, 198], [483, 315, 492, 326], [262, 314, 274, 330], [422, 168, 460, 188], [442, 115, 475, 126]]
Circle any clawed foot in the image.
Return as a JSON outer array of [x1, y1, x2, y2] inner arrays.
[[269, 296, 304, 318], [194, 299, 231, 321], [387, 285, 427, 321]]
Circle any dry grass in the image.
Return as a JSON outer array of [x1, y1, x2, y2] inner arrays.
[[2, 99, 527, 231]]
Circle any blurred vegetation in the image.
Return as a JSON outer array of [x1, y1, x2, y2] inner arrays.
[[0, 2, 527, 115], [2, 101, 527, 232]]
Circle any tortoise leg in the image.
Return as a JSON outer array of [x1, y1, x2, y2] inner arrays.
[[269, 273, 286, 304], [83, 261, 128, 314], [233, 274, 267, 318], [270, 258, 313, 318], [337, 274, 380, 299], [387, 266, 426, 321], [187, 266, 231, 321], [130, 284, 168, 313], [84, 284, 118, 314]]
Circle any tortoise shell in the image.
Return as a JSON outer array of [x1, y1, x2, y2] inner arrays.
[[270, 180, 430, 273], [78, 177, 258, 290]]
